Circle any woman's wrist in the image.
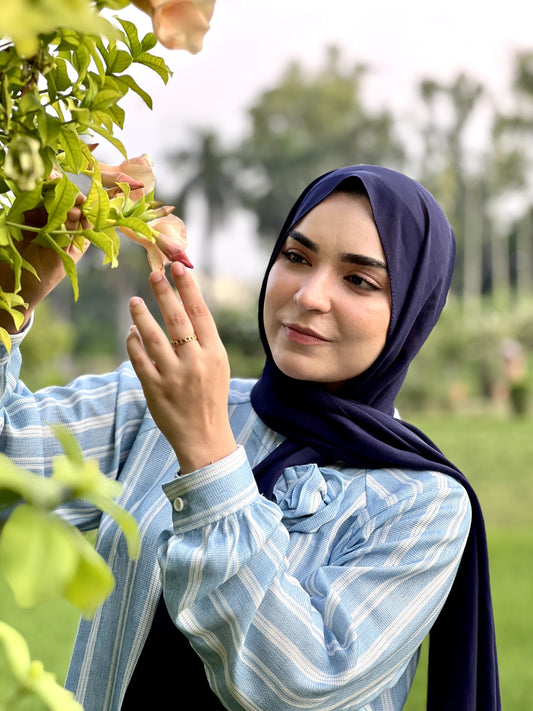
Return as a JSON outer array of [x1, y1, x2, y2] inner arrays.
[[175, 429, 237, 475]]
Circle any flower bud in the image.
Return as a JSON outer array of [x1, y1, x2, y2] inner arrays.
[[151, 214, 193, 268], [4, 136, 45, 191], [117, 213, 192, 272]]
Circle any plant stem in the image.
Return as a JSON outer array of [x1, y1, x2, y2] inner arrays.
[[5, 221, 83, 235]]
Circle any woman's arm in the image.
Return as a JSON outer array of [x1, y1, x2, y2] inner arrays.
[[158, 456, 471, 710], [0, 330, 147, 484], [0, 318, 149, 534], [0, 199, 90, 334]]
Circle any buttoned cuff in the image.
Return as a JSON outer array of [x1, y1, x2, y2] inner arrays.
[[162, 445, 260, 532]]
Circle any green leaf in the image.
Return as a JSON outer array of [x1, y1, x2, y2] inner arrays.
[[82, 120, 127, 158], [62, 530, 115, 617], [36, 113, 62, 147], [107, 102, 126, 129], [0, 452, 64, 511], [117, 18, 142, 57], [87, 39, 107, 82], [72, 44, 91, 91], [134, 52, 172, 84], [141, 33, 158, 53], [89, 493, 141, 560], [56, 30, 81, 51], [0, 298, 25, 333], [82, 176, 110, 230], [106, 47, 133, 74], [23, 661, 83, 711], [51, 56, 72, 93], [91, 88, 123, 112], [48, 424, 84, 467], [0, 216, 9, 246], [0, 505, 78, 607], [7, 183, 43, 224], [0, 621, 83, 709], [0, 620, 32, 682], [36, 230, 79, 299], [57, 125, 85, 173], [0, 326, 11, 352], [114, 216, 154, 241], [80, 227, 119, 267], [115, 74, 153, 109], [42, 174, 79, 232], [18, 92, 43, 115]]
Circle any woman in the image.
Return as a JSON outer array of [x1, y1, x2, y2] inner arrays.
[[0, 165, 499, 710]]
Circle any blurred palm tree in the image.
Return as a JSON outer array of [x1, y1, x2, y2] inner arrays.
[[165, 130, 240, 303]]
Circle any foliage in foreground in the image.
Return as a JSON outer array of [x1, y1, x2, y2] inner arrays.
[[0, 427, 140, 711], [0, 0, 200, 706]]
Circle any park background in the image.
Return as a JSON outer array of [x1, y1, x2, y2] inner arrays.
[[2, 1, 533, 709]]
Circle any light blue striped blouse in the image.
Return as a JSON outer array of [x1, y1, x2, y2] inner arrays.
[[1, 327, 471, 711]]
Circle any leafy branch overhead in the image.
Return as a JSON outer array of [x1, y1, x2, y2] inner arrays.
[[0, 2, 216, 709], [0, 6, 193, 352]]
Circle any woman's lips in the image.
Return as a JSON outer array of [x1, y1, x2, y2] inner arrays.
[[282, 323, 330, 345]]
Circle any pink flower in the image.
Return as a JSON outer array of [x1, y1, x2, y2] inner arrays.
[[99, 155, 155, 201], [152, 214, 194, 267], [117, 214, 193, 272], [131, 0, 215, 54]]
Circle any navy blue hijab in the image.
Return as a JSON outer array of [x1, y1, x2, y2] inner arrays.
[[250, 165, 500, 711]]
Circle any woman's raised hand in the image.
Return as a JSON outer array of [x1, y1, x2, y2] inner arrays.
[[126, 261, 237, 474]]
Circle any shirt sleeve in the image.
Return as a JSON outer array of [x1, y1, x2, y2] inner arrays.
[[158, 449, 472, 710], [0, 324, 148, 529]]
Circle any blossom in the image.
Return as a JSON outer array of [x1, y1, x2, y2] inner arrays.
[[152, 214, 193, 267], [98, 155, 155, 201], [4, 136, 45, 191], [130, 0, 215, 54], [117, 213, 193, 273]]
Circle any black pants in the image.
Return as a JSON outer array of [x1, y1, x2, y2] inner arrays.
[[121, 595, 226, 708]]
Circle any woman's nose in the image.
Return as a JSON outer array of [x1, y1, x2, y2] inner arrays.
[[293, 271, 332, 312]]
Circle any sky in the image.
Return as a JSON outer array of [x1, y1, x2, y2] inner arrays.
[[105, 0, 533, 284]]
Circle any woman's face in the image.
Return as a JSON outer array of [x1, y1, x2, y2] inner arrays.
[[263, 192, 392, 389]]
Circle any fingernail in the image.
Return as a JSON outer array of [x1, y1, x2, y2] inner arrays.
[[129, 297, 143, 308]]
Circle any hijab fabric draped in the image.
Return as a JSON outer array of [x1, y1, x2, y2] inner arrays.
[[250, 165, 500, 711]]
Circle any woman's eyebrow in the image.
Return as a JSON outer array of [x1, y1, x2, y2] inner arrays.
[[286, 230, 388, 272], [341, 252, 388, 271], [287, 230, 318, 252]]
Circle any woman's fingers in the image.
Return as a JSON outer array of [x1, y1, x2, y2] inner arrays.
[[126, 322, 161, 380], [149, 262, 216, 346], [169, 261, 219, 344], [128, 296, 176, 371]]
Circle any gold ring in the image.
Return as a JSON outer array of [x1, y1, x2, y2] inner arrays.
[[171, 334, 198, 348]]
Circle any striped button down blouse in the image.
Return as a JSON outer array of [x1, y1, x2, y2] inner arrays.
[[0, 327, 471, 711]]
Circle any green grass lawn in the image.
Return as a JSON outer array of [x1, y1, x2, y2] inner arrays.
[[1, 414, 532, 710], [404, 413, 533, 710]]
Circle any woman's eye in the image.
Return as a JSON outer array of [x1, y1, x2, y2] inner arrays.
[[281, 249, 306, 264], [346, 274, 379, 291]]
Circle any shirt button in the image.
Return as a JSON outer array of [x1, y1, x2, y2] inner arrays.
[[173, 497, 185, 512]]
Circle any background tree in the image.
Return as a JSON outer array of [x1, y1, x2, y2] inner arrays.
[[164, 129, 240, 303], [236, 46, 405, 240], [415, 72, 485, 296]]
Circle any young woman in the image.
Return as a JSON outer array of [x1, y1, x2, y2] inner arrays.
[[0, 165, 499, 710]]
